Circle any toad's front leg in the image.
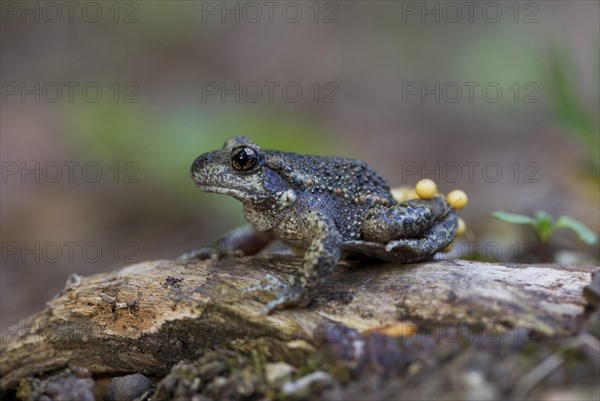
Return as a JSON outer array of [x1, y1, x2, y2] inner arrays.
[[178, 225, 274, 261], [246, 211, 341, 313]]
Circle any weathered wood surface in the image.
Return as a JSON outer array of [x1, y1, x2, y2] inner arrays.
[[1, 257, 597, 393]]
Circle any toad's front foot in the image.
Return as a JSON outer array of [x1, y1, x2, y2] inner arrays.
[[243, 274, 308, 314]]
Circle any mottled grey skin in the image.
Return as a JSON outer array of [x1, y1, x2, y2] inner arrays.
[[180, 137, 457, 313]]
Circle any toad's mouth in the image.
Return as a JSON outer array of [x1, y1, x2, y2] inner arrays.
[[195, 184, 261, 199], [196, 184, 236, 195]]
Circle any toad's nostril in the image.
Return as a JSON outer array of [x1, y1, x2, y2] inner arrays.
[[191, 153, 212, 175]]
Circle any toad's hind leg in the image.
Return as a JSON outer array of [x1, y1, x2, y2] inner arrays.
[[361, 196, 457, 262], [384, 212, 457, 256], [362, 197, 452, 243]]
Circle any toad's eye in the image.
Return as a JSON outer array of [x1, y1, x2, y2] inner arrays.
[[231, 146, 262, 172]]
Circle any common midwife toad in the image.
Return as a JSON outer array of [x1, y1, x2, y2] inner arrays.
[[181, 137, 457, 313]]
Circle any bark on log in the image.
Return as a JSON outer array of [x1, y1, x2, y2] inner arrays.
[[1, 257, 596, 393]]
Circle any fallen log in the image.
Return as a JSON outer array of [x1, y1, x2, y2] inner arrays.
[[1, 257, 597, 393]]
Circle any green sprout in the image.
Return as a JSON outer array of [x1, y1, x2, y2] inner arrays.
[[492, 210, 598, 263]]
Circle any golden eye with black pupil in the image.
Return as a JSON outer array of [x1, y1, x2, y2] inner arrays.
[[231, 146, 261, 171]]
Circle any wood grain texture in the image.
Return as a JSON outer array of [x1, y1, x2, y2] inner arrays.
[[1, 257, 596, 393]]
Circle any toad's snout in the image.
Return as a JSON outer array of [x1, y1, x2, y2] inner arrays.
[[191, 152, 214, 179]]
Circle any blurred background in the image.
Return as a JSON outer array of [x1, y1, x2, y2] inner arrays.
[[1, 1, 598, 324]]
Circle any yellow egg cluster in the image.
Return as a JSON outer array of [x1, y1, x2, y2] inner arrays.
[[415, 179, 437, 199], [447, 190, 468, 210], [390, 186, 417, 202], [391, 179, 468, 253]]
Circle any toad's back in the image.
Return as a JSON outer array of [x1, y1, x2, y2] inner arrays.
[[264, 150, 394, 201], [264, 150, 396, 238]]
